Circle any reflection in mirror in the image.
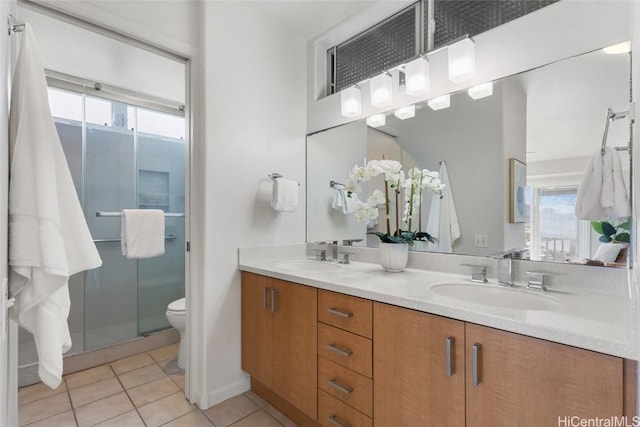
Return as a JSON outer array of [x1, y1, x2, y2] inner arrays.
[[306, 46, 631, 267]]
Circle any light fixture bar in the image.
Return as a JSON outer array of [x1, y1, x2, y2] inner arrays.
[[394, 105, 416, 120], [428, 94, 450, 111], [370, 72, 393, 108], [367, 113, 386, 127], [340, 85, 362, 118]]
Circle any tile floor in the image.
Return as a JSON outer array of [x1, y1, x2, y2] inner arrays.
[[18, 344, 298, 427]]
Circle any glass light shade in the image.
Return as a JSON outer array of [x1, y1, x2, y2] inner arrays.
[[394, 105, 415, 120], [448, 38, 476, 83], [603, 41, 631, 54], [341, 86, 362, 118], [366, 113, 386, 127], [468, 82, 493, 100], [404, 57, 430, 96], [428, 94, 451, 111], [370, 73, 393, 108]]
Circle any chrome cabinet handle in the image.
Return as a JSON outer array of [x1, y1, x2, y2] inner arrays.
[[472, 343, 481, 386], [446, 336, 454, 377], [270, 289, 278, 313], [263, 287, 270, 311], [328, 378, 353, 395], [328, 414, 348, 427], [328, 307, 353, 318], [327, 343, 353, 357]]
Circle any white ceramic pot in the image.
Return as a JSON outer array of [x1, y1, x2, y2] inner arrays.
[[379, 242, 409, 272]]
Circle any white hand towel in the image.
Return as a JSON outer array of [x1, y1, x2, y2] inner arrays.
[[121, 209, 165, 259], [426, 162, 460, 253], [575, 148, 630, 220], [331, 188, 346, 211], [271, 178, 299, 212], [8, 25, 102, 389]]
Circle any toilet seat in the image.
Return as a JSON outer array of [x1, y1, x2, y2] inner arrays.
[[167, 297, 185, 313]]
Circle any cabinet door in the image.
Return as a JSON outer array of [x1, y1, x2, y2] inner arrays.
[[374, 303, 465, 426], [273, 279, 318, 420], [241, 272, 274, 389], [466, 323, 624, 427]]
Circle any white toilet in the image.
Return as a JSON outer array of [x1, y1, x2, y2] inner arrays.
[[166, 297, 186, 369]]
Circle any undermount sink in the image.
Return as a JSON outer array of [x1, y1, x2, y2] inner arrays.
[[431, 283, 564, 311], [277, 260, 341, 272]]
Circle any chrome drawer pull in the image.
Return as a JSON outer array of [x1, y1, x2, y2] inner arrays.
[[328, 414, 349, 427], [270, 289, 278, 313], [472, 343, 481, 386], [327, 343, 353, 357], [328, 378, 353, 395], [328, 307, 353, 318], [446, 336, 454, 377]]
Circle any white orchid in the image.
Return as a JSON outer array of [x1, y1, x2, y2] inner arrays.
[[344, 179, 361, 196], [354, 200, 379, 226], [367, 189, 385, 206]]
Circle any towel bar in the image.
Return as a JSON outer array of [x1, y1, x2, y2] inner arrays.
[[96, 211, 185, 217], [93, 235, 178, 243]]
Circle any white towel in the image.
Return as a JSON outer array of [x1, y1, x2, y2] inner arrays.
[[8, 25, 102, 389], [331, 188, 357, 214], [271, 178, 299, 212], [575, 148, 630, 220], [121, 209, 165, 259], [426, 162, 460, 253]]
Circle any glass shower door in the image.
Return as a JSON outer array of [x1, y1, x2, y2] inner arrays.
[[136, 108, 186, 335], [84, 96, 139, 350]]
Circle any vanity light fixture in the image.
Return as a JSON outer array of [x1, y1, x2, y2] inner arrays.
[[468, 82, 493, 100], [341, 85, 362, 118], [394, 105, 415, 120], [370, 72, 393, 108], [428, 94, 451, 111], [603, 41, 631, 54], [404, 57, 430, 97], [448, 37, 476, 83], [367, 113, 386, 127]]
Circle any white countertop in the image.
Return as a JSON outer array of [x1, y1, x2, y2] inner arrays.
[[239, 254, 638, 360]]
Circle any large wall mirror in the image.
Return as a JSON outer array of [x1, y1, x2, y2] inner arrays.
[[307, 45, 632, 268]]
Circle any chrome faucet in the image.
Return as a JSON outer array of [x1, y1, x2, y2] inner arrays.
[[490, 251, 515, 287]]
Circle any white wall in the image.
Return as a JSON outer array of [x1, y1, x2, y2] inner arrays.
[[308, 0, 632, 133], [17, 6, 186, 104], [200, 1, 307, 406]]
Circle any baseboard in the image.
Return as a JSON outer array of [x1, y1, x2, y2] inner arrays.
[[196, 377, 250, 410]]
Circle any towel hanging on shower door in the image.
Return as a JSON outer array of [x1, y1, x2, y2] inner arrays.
[[8, 25, 102, 389]]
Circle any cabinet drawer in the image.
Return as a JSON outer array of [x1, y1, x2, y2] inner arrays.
[[318, 323, 372, 378], [319, 357, 372, 417], [319, 390, 372, 427], [318, 290, 372, 338]]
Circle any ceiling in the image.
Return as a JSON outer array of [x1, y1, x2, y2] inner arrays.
[[243, 0, 375, 41]]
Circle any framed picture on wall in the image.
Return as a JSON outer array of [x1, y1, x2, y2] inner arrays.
[[509, 158, 527, 223]]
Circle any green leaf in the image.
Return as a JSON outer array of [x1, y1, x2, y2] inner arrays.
[[415, 231, 436, 243], [615, 232, 631, 243], [601, 222, 616, 236], [599, 235, 613, 243], [618, 220, 631, 230], [591, 221, 603, 234]]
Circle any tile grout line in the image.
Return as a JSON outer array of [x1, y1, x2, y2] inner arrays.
[[20, 383, 75, 427], [111, 360, 150, 427], [66, 377, 81, 427]]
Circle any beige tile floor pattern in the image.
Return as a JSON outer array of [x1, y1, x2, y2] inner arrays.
[[18, 344, 298, 427]]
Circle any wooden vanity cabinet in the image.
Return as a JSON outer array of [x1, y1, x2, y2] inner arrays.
[[241, 272, 318, 420], [374, 302, 631, 427], [373, 302, 466, 426], [465, 323, 624, 427]]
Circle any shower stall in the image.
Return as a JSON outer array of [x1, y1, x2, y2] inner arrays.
[[18, 83, 186, 384]]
